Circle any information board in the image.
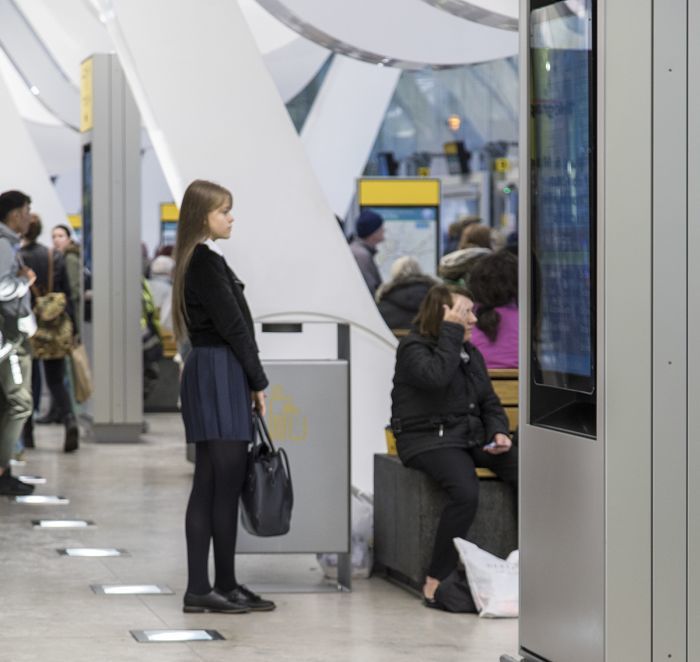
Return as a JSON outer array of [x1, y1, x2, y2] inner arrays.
[[357, 179, 440, 281], [368, 206, 439, 281], [530, 0, 596, 395]]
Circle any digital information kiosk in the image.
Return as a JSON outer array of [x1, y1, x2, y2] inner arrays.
[[80, 54, 142, 442], [508, 1, 700, 661]]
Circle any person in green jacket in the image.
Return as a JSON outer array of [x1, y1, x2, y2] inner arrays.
[[51, 224, 82, 337]]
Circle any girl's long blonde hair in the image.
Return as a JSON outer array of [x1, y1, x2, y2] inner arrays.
[[172, 179, 232, 341]]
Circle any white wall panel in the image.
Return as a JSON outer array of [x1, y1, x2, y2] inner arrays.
[[0, 67, 67, 236], [258, 0, 518, 66], [301, 55, 399, 216], [97, 0, 397, 491]]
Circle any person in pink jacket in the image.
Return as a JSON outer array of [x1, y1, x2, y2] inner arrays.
[[468, 250, 519, 370]]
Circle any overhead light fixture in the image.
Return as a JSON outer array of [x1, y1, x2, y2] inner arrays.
[[29, 85, 40, 95], [447, 114, 462, 132]]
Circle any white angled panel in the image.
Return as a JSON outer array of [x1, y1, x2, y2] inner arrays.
[[301, 55, 400, 216], [97, 0, 396, 491], [0, 67, 67, 226]]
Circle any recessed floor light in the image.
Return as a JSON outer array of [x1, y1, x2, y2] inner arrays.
[[33, 519, 94, 528], [19, 475, 47, 485], [130, 629, 224, 643], [92, 584, 173, 595], [15, 495, 69, 504], [58, 548, 128, 557]]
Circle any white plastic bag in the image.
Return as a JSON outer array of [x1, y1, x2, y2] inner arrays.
[[317, 487, 373, 579], [453, 538, 519, 618]]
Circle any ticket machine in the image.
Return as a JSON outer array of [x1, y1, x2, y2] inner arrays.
[[511, 1, 699, 661]]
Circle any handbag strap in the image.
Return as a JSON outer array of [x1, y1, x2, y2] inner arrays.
[[47, 249, 54, 293], [253, 413, 276, 453]]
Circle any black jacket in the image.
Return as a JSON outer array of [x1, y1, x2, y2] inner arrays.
[[390, 321, 509, 463], [376, 275, 435, 330], [185, 244, 268, 392]]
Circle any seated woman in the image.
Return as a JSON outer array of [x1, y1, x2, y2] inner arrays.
[[468, 250, 519, 369], [390, 284, 518, 608], [375, 256, 437, 331]]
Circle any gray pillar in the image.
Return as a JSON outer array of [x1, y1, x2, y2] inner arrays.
[[80, 54, 142, 442]]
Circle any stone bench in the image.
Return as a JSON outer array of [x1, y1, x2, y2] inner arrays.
[[373, 453, 517, 593]]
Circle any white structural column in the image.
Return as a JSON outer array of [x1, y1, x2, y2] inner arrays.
[[96, 0, 396, 492], [0, 67, 67, 225], [301, 55, 400, 217]]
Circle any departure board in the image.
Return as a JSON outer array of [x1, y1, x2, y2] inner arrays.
[[530, 0, 595, 394], [366, 206, 440, 281]]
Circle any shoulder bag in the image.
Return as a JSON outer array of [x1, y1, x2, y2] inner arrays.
[[241, 413, 294, 537], [29, 250, 73, 360]]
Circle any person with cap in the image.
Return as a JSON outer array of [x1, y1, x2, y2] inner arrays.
[[350, 209, 385, 296]]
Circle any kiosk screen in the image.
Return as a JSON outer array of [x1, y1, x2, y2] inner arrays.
[[530, 0, 595, 395], [81, 144, 93, 275]]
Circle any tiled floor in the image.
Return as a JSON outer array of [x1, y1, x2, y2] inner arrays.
[[0, 414, 519, 661]]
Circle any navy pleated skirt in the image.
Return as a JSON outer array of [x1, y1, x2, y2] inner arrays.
[[180, 346, 253, 443]]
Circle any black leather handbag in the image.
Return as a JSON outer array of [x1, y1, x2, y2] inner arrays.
[[241, 414, 293, 537]]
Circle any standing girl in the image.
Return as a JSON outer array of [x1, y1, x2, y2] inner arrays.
[[172, 179, 275, 614]]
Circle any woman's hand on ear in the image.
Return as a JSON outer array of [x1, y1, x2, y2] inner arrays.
[[443, 299, 469, 328]]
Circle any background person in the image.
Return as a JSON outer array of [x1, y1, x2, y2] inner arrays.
[[390, 283, 518, 609], [21, 214, 79, 452], [51, 224, 82, 336], [172, 179, 275, 615], [147, 255, 175, 334], [349, 209, 385, 296], [443, 215, 480, 256], [468, 250, 519, 369], [375, 256, 437, 330], [0, 190, 36, 495]]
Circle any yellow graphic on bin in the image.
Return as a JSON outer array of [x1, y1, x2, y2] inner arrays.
[[268, 385, 308, 442]]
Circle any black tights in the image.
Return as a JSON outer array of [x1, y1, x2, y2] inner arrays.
[[185, 440, 248, 595]]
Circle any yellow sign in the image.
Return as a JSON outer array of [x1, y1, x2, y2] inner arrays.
[[357, 178, 440, 207], [67, 214, 81, 230], [494, 158, 510, 173], [80, 58, 93, 133], [268, 385, 308, 442], [160, 203, 179, 222]]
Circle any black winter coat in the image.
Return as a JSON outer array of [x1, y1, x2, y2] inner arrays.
[[185, 244, 268, 392], [390, 321, 509, 463], [376, 275, 435, 329]]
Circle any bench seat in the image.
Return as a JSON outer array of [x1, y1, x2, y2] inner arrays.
[[373, 453, 517, 592]]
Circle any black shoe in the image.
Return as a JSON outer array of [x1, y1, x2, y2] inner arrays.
[[63, 415, 79, 453], [183, 589, 249, 614], [0, 471, 35, 496], [22, 419, 35, 449], [222, 585, 276, 612]]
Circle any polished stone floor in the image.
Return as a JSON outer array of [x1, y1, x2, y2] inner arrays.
[[0, 414, 519, 662]]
